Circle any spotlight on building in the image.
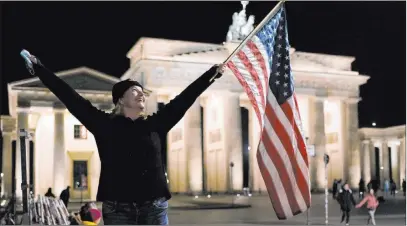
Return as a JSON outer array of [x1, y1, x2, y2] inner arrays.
[[194, 195, 199, 199], [372, 122, 376, 127], [248, 193, 252, 197], [236, 194, 240, 197], [207, 194, 211, 198], [380, 166, 384, 170]]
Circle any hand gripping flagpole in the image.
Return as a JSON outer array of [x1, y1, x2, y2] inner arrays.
[[209, 0, 286, 82]]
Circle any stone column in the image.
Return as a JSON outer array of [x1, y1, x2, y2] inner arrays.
[[223, 93, 243, 192], [185, 99, 203, 193], [309, 97, 325, 191], [382, 141, 390, 183], [361, 140, 372, 183], [345, 99, 360, 188], [17, 107, 30, 200], [399, 138, 406, 186], [1, 116, 16, 197], [53, 106, 66, 195], [389, 141, 400, 188]]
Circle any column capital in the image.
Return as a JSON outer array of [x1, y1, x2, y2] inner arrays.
[[362, 139, 371, 144], [16, 107, 31, 113], [314, 96, 327, 102], [372, 139, 383, 148], [200, 96, 208, 107], [239, 97, 252, 110], [0, 116, 17, 133], [387, 140, 401, 147]]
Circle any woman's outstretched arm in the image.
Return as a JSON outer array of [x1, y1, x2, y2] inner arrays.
[[31, 61, 110, 135], [148, 65, 223, 134]]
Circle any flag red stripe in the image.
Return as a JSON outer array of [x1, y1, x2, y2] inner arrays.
[[278, 102, 311, 205], [260, 125, 301, 215], [247, 40, 270, 90], [280, 101, 309, 167], [265, 101, 311, 206], [226, 61, 263, 126], [256, 149, 286, 219], [237, 51, 266, 110]]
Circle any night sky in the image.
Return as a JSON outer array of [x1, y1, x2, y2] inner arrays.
[[1, 1, 405, 128]]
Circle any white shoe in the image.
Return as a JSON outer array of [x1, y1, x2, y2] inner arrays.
[[20, 49, 36, 75]]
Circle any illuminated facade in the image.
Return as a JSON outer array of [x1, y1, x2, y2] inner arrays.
[[1, 38, 405, 201]]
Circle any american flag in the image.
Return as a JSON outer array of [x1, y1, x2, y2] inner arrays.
[[225, 3, 310, 220]]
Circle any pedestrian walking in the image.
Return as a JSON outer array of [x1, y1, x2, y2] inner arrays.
[[355, 188, 379, 225], [337, 183, 356, 226]]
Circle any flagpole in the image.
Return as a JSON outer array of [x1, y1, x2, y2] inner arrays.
[[210, 0, 286, 82]]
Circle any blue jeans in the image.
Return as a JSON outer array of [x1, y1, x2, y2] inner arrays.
[[102, 198, 169, 225]]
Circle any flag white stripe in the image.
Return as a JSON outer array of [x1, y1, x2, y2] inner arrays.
[[288, 96, 307, 151], [231, 56, 265, 125], [241, 45, 267, 105], [251, 35, 272, 80], [263, 107, 308, 212], [258, 142, 293, 218], [266, 90, 310, 187]]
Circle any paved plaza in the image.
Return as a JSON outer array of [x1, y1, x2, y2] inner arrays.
[[166, 194, 406, 225], [66, 193, 406, 225]]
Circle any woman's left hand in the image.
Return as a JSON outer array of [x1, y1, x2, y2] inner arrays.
[[206, 64, 226, 80]]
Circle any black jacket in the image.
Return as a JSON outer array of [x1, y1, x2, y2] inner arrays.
[[337, 189, 356, 211], [33, 63, 217, 203], [60, 189, 70, 201]]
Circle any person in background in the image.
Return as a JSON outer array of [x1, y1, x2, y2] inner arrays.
[[358, 178, 366, 199], [337, 183, 356, 226], [45, 188, 55, 198], [60, 186, 71, 208], [332, 179, 338, 199], [402, 179, 406, 196], [390, 179, 396, 197], [384, 179, 390, 196], [355, 188, 379, 225]]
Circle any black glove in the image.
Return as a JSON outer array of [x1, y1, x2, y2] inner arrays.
[[204, 64, 225, 80]]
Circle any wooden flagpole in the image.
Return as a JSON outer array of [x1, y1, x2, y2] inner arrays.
[[210, 0, 286, 82]]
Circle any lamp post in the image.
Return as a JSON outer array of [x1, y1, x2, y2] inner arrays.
[[230, 162, 235, 206], [324, 154, 330, 225]]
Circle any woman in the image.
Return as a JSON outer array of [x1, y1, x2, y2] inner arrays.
[[21, 50, 224, 225], [336, 183, 356, 226], [355, 188, 379, 225]]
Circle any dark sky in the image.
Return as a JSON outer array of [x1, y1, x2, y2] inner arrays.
[[1, 1, 405, 128]]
